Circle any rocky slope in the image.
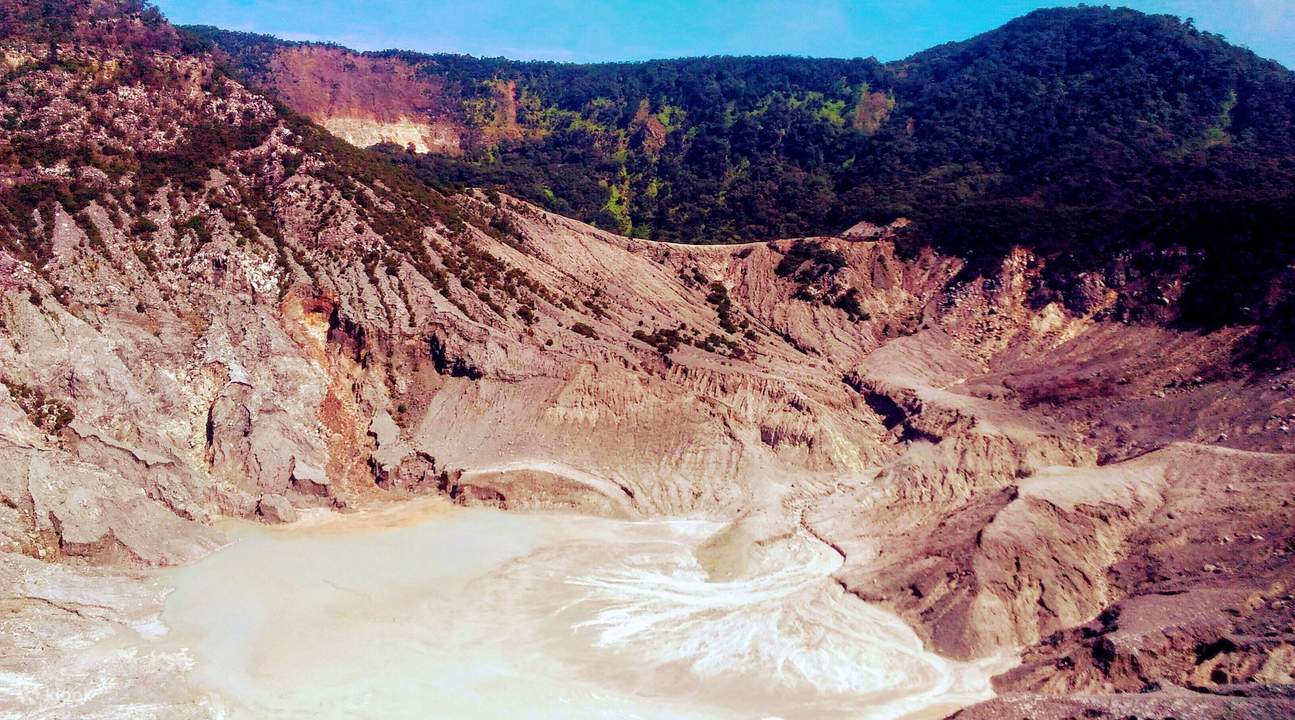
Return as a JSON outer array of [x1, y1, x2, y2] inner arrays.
[[1, 2, 1293, 718]]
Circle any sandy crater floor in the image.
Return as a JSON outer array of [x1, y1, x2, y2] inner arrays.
[[156, 500, 1012, 720]]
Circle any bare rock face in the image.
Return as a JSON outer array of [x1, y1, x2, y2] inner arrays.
[[953, 684, 1295, 720], [266, 45, 466, 155], [0, 552, 214, 718], [0, 382, 223, 566], [987, 446, 1295, 695], [256, 493, 298, 524]]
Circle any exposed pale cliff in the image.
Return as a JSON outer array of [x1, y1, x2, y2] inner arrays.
[[262, 45, 467, 154]]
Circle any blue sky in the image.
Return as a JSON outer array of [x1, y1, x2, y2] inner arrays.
[[153, 1, 1294, 67]]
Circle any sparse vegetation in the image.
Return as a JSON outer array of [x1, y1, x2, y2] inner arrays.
[[775, 241, 847, 281], [705, 281, 741, 334], [1, 378, 74, 435], [632, 327, 684, 356], [632, 323, 741, 358], [832, 288, 869, 323]]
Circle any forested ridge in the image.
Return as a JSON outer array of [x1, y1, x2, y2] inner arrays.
[[189, 6, 1295, 357]]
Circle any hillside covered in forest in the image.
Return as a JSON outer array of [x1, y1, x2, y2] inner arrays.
[[190, 8, 1295, 353]]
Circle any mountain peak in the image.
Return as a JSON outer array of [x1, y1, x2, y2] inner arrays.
[[917, 3, 1283, 71]]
